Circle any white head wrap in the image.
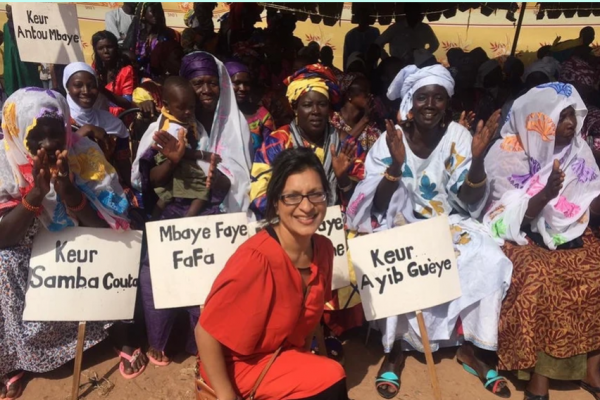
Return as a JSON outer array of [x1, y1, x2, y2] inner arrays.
[[63, 62, 129, 139], [387, 64, 455, 120]]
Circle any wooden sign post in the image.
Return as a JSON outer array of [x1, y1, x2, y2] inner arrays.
[[23, 227, 143, 400], [348, 215, 461, 400]]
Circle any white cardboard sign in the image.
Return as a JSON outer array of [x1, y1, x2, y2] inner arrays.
[[12, 3, 85, 65], [247, 206, 351, 290], [348, 215, 461, 321], [145, 212, 250, 309], [23, 227, 143, 322]]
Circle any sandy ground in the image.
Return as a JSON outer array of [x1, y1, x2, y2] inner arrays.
[[16, 328, 595, 400]]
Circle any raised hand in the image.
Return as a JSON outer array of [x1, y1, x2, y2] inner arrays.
[[138, 100, 157, 119], [30, 148, 52, 200], [543, 159, 565, 200], [472, 109, 500, 159], [53, 149, 79, 203], [385, 119, 406, 167], [331, 140, 357, 179], [459, 111, 476, 130], [152, 128, 186, 165]]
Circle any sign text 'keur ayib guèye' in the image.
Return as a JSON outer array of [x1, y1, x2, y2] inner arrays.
[[23, 227, 143, 322], [145, 212, 250, 309], [348, 215, 461, 321], [12, 3, 85, 65]]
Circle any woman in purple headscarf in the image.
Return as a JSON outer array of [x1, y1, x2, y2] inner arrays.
[[130, 52, 252, 366], [225, 60, 275, 157]]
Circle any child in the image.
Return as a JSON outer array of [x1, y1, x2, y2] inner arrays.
[[153, 76, 210, 218]]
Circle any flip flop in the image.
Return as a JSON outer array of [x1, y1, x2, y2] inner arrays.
[[4, 371, 24, 400], [115, 348, 146, 380], [461, 362, 511, 398], [581, 381, 600, 399], [147, 349, 171, 367], [375, 371, 400, 399]]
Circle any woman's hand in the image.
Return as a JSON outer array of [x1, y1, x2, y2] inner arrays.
[[53, 149, 80, 204], [385, 119, 406, 167], [458, 111, 476, 130], [138, 100, 157, 119], [152, 129, 186, 165], [543, 160, 565, 200], [29, 148, 52, 203], [471, 109, 500, 159], [206, 153, 220, 190], [76, 124, 114, 156], [331, 141, 357, 180]]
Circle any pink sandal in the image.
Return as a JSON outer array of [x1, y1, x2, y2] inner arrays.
[[147, 349, 171, 367], [114, 348, 146, 380], [4, 371, 24, 400]]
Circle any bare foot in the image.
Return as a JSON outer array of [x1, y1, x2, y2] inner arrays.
[[525, 373, 549, 397], [457, 343, 510, 398], [0, 371, 23, 399], [120, 346, 148, 375], [147, 346, 171, 364]]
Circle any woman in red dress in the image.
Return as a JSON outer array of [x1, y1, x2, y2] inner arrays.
[[196, 147, 348, 400]]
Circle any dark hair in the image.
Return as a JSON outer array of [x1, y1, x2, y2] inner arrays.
[[162, 76, 195, 102], [92, 30, 131, 90], [264, 148, 330, 222]]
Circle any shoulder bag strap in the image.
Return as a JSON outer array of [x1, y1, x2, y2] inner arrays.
[[248, 285, 312, 400]]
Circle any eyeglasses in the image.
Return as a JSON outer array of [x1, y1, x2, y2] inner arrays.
[[280, 191, 327, 206]]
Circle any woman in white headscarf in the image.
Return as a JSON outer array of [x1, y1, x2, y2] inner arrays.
[[346, 65, 513, 399], [63, 62, 132, 185], [484, 83, 600, 399], [130, 52, 252, 367]]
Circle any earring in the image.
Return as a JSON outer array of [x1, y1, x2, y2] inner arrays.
[[441, 121, 446, 128]]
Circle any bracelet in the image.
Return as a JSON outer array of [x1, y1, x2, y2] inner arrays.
[[464, 175, 487, 188], [524, 212, 536, 220], [66, 194, 87, 213], [384, 169, 401, 182], [22, 196, 42, 216]]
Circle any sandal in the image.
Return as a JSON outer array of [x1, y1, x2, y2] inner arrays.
[[461, 362, 511, 398], [581, 381, 600, 399], [147, 349, 171, 367], [523, 390, 549, 400], [114, 348, 146, 380], [3, 371, 24, 400], [375, 371, 400, 399]]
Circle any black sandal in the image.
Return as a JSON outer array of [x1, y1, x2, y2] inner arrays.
[[524, 390, 549, 400], [581, 381, 600, 399]]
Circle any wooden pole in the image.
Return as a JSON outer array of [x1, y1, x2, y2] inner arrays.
[[510, 2, 527, 56], [415, 310, 442, 400], [71, 322, 87, 400]]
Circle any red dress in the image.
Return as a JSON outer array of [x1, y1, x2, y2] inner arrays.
[[105, 65, 135, 117], [199, 230, 346, 400]]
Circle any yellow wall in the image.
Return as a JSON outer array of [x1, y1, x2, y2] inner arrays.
[[1, 3, 599, 69]]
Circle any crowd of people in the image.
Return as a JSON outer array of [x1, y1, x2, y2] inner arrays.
[[1, 2, 600, 400]]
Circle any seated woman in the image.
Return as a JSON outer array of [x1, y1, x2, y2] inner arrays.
[[196, 147, 348, 400], [250, 64, 359, 220], [0, 88, 147, 399], [346, 65, 513, 399], [63, 62, 132, 186], [130, 51, 251, 367], [225, 60, 275, 158], [484, 83, 600, 400], [92, 30, 136, 117]]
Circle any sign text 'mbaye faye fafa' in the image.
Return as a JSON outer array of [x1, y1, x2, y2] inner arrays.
[[12, 3, 84, 65], [247, 206, 351, 290], [348, 215, 461, 321], [23, 228, 143, 322], [145, 213, 250, 309]]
